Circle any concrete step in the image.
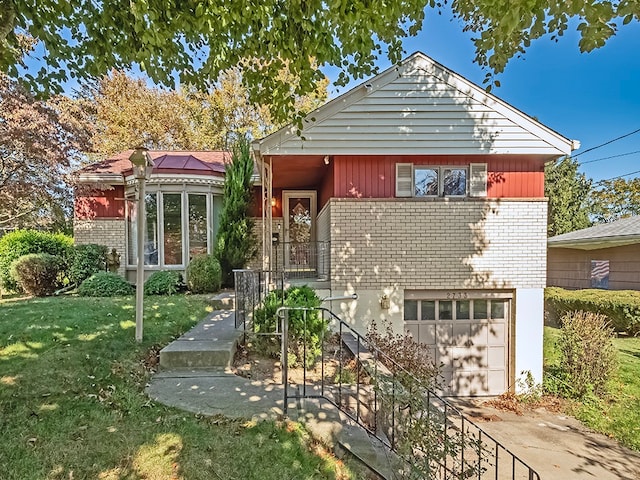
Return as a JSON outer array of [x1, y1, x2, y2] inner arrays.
[[207, 291, 235, 311], [159, 309, 241, 369]]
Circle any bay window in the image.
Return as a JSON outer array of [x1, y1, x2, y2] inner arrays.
[[127, 190, 218, 268]]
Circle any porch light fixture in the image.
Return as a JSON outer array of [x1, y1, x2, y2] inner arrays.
[[323, 155, 330, 165], [129, 147, 153, 342]]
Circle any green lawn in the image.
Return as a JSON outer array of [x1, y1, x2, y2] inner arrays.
[[544, 326, 640, 451], [0, 295, 353, 479]]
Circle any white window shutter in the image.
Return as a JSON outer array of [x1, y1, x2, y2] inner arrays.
[[396, 163, 413, 197], [469, 163, 487, 197]]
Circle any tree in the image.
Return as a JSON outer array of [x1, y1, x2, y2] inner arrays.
[[545, 157, 592, 237], [214, 138, 257, 287], [1, 1, 636, 122], [67, 67, 328, 156], [0, 74, 85, 231], [589, 177, 640, 223]]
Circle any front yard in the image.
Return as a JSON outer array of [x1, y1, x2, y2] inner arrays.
[[0, 295, 353, 479], [544, 326, 640, 451]]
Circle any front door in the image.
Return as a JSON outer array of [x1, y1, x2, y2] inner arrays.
[[282, 191, 317, 271]]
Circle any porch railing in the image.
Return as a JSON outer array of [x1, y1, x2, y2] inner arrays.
[[271, 240, 330, 281]]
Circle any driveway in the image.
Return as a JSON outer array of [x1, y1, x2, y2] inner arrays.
[[450, 398, 640, 480]]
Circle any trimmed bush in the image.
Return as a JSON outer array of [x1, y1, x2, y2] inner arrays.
[[69, 244, 108, 285], [0, 229, 73, 292], [186, 254, 222, 293], [556, 310, 617, 399], [144, 271, 183, 296], [77, 272, 134, 297], [545, 287, 640, 335], [10, 253, 62, 296], [253, 285, 325, 366]]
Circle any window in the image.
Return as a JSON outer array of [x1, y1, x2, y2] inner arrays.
[[127, 194, 159, 266], [414, 166, 465, 197], [397, 163, 487, 198], [443, 168, 467, 196], [163, 193, 183, 265], [188, 194, 208, 258], [403, 297, 508, 322], [414, 168, 439, 196], [127, 190, 217, 268]]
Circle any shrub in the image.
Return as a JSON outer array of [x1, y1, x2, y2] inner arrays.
[[366, 320, 439, 388], [213, 138, 257, 287], [69, 244, 108, 285], [77, 272, 134, 297], [556, 310, 617, 399], [0, 229, 74, 292], [253, 285, 325, 366], [144, 270, 183, 295], [186, 254, 222, 293], [10, 253, 63, 296], [545, 287, 640, 335]]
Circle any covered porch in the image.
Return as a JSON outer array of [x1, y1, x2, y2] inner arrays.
[[254, 153, 334, 285]]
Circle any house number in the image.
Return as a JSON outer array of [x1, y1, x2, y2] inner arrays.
[[446, 292, 468, 299]]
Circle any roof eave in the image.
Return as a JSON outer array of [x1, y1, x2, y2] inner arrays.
[[548, 234, 640, 250]]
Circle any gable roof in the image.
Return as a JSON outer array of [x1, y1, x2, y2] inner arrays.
[[255, 52, 575, 157], [76, 150, 229, 182], [548, 216, 640, 250]]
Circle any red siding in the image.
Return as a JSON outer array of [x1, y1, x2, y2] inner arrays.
[[252, 187, 283, 218], [319, 162, 335, 209], [332, 155, 546, 199], [75, 185, 125, 220]]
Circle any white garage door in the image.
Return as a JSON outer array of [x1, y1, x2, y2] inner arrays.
[[404, 293, 510, 396]]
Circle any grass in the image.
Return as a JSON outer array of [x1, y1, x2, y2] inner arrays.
[[0, 294, 354, 479], [544, 326, 640, 451]]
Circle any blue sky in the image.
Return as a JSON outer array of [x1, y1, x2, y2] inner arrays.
[[329, 10, 640, 184]]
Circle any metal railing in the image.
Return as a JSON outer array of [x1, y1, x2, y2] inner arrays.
[[276, 306, 540, 480], [272, 241, 330, 280]]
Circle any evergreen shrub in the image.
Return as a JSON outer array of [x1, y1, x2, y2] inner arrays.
[[10, 253, 63, 296], [144, 270, 183, 295], [69, 244, 108, 285], [545, 287, 640, 334], [186, 254, 221, 293], [253, 285, 325, 366], [77, 272, 134, 297], [0, 229, 73, 291]]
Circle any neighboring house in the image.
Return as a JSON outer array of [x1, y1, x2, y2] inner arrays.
[[548, 216, 640, 290], [74, 150, 229, 282], [252, 52, 576, 396]]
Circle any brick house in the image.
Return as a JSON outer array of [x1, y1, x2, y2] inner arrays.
[[74, 150, 229, 282], [252, 52, 576, 395]]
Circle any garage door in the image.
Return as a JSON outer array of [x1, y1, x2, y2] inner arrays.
[[404, 293, 510, 396]]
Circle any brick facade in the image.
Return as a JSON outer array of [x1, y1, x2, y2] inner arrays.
[[327, 198, 547, 291], [74, 218, 126, 277]]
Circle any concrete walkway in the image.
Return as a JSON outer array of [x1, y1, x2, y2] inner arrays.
[[147, 301, 640, 480], [147, 300, 397, 478], [450, 398, 640, 480]]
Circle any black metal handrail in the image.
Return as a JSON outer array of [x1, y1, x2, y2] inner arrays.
[[276, 306, 540, 480]]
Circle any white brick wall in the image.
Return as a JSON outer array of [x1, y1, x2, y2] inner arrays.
[[328, 198, 547, 290], [74, 218, 126, 277]]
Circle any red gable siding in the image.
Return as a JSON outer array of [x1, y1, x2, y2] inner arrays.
[[75, 185, 125, 220], [332, 155, 545, 199]]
